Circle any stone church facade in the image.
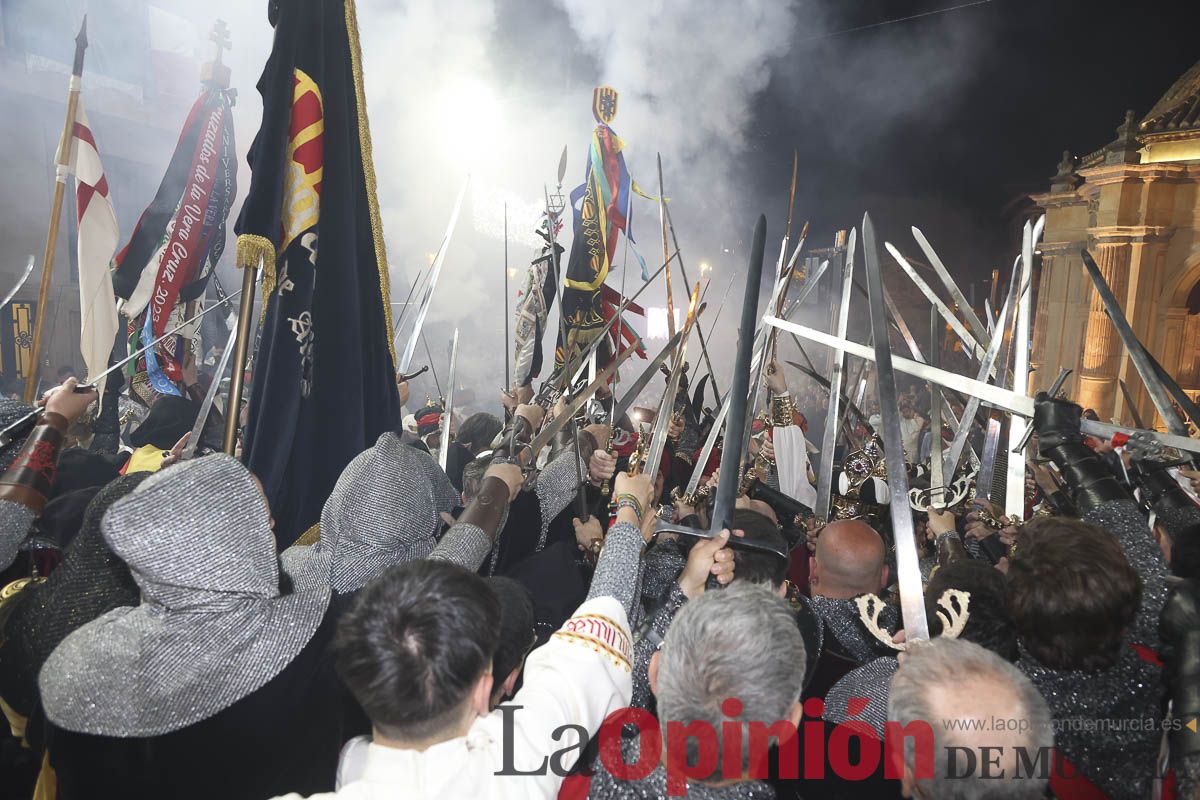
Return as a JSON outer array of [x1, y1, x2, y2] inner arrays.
[[1031, 59, 1200, 427]]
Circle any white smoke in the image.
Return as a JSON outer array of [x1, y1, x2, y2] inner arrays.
[[5, 0, 815, 410], [347, 0, 804, 408]]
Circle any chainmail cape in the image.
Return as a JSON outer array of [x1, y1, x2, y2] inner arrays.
[[588, 735, 776, 800], [0, 399, 37, 570], [806, 593, 898, 663], [0, 474, 149, 717], [1016, 499, 1169, 800], [822, 656, 898, 737], [39, 454, 331, 737], [282, 433, 459, 594]]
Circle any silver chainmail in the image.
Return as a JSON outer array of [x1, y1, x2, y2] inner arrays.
[[0, 498, 34, 572], [640, 538, 688, 607], [428, 520, 496, 572], [535, 448, 590, 552], [282, 433, 460, 594], [631, 581, 689, 711], [586, 520, 645, 625], [39, 454, 331, 737], [806, 593, 898, 663], [822, 655, 898, 738], [588, 736, 776, 800], [1017, 499, 1168, 799]]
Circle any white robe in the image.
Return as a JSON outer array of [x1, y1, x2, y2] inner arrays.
[[273, 596, 632, 800], [774, 424, 818, 511]]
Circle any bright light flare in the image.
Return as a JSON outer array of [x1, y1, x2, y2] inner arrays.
[[436, 78, 503, 169]]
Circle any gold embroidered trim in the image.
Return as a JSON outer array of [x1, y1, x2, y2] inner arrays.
[[769, 393, 797, 427], [343, 0, 396, 365], [552, 629, 632, 672]]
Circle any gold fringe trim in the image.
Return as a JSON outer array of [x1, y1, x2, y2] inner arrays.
[[344, 0, 397, 366], [236, 233, 278, 313]]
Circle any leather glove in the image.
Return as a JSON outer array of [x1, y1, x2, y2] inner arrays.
[[1133, 459, 1198, 513], [1161, 579, 1200, 760], [1033, 392, 1084, 452]]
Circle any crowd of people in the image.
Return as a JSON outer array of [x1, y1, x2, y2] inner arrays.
[[0, 352, 1198, 800]]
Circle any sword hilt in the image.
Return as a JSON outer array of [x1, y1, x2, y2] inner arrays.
[[397, 365, 429, 383], [599, 428, 614, 496], [653, 519, 788, 560]]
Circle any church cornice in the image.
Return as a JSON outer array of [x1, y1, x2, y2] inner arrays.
[[1078, 162, 1193, 184], [1029, 189, 1087, 210], [1085, 225, 1173, 245]]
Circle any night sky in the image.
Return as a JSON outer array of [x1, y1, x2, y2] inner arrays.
[[746, 0, 1196, 284]]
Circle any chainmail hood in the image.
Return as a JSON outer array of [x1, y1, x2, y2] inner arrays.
[[38, 454, 330, 737], [0, 473, 148, 717], [282, 433, 459, 594]]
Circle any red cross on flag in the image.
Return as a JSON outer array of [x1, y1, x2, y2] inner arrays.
[[70, 99, 120, 399]]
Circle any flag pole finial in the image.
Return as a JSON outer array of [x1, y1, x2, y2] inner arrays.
[[72, 15, 88, 76], [202, 19, 232, 89]]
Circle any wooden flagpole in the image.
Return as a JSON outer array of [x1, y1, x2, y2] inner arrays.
[[25, 17, 87, 402]]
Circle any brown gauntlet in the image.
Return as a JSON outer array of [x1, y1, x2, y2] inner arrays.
[[456, 475, 510, 542], [0, 412, 69, 514]]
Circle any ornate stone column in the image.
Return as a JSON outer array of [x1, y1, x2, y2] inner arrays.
[[1077, 242, 1130, 417]]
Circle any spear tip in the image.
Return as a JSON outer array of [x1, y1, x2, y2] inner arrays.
[[72, 15, 88, 76]]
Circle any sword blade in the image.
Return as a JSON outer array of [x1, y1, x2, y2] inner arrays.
[[710, 216, 768, 534], [182, 308, 241, 460], [662, 198, 722, 399], [392, 266, 426, 351], [861, 212, 929, 642], [399, 176, 470, 373], [929, 308, 945, 508], [784, 150, 799, 247], [657, 154, 676, 339], [1118, 378, 1146, 429], [1082, 247, 1191, 439], [1, 256, 36, 309], [527, 345, 637, 456], [815, 228, 856, 521], [1004, 219, 1041, 517], [764, 314, 1200, 455], [878, 279, 978, 468], [643, 287, 703, 477], [685, 394, 730, 498], [911, 226, 990, 347], [0, 289, 243, 447], [944, 261, 1019, 481], [612, 329, 686, 424], [504, 204, 511, 391], [438, 328, 460, 470], [885, 242, 985, 362]]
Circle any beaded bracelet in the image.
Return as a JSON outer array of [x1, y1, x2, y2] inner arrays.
[[613, 493, 643, 520]]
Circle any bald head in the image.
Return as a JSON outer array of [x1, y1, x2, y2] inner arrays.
[[811, 519, 887, 599]]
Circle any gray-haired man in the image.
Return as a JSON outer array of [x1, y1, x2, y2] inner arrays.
[[589, 582, 806, 799], [887, 637, 1053, 799]]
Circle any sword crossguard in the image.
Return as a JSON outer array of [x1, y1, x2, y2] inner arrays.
[[653, 520, 788, 561]]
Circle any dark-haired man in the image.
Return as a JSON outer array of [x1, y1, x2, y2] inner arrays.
[[276, 471, 658, 799], [485, 576, 536, 709], [1014, 393, 1172, 798]]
